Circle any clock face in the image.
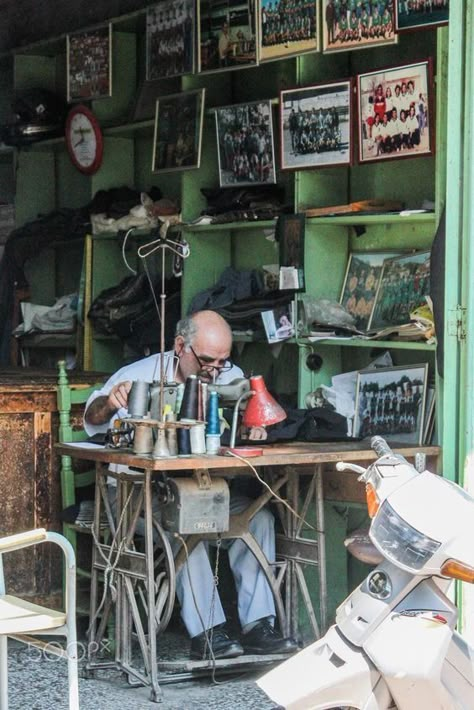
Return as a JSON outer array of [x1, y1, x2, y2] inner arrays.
[[65, 106, 103, 174]]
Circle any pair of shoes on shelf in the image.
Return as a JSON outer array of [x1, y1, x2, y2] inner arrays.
[[242, 618, 298, 655], [190, 626, 244, 660]]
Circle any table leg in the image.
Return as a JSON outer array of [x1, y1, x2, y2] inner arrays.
[[144, 470, 162, 703]]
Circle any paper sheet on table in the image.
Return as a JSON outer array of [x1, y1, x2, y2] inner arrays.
[[62, 442, 104, 449]]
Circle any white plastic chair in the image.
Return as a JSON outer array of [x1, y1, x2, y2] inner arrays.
[[0, 529, 79, 710]]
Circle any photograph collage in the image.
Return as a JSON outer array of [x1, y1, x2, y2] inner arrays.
[[126, 0, 448, 174]]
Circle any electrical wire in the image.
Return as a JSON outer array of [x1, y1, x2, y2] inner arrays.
[[121, 227, 138, 275], [224, 450, 323, 534]]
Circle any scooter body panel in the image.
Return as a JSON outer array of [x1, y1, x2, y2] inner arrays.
[[257, 625, 388, 710]]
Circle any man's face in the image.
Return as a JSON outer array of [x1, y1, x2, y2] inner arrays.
[[175, 330, 232, 383]]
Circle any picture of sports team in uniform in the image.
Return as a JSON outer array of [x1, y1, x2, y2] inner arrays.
[[395, 0, 449, 32], [215, 100, 276, 186], [146, 0, 195, 80], [323, 0, 397, 53], [358, 60, 431, 163], [355, 364, 428, 444], [281, 81, 351, 169], [369, 251, 431, 330], [259, 0, 319, 62]]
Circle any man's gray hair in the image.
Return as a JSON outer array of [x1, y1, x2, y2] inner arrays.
[[175, 315, 198, 349]]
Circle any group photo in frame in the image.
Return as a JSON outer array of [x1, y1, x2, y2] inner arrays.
[[215, 99, 276, 187], [152, 89, 205, 173], [258, 0, 319, 63], [67, 25, 112, 102], [369, 250, 431, 330], [357, 59, 433, 164], [146, 0, 195, 80], [280, 80, 352, 170], [353, 363, 429, 445], [395, 0, 449, 32], [198, 0, 257, 74], [340, 251, 401, 331], [322, 0, 397, 54]]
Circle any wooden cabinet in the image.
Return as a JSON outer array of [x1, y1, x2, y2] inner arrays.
[[0, 369, 102, 599]]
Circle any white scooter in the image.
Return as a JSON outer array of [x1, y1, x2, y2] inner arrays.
[[258, 436, 474, 709]]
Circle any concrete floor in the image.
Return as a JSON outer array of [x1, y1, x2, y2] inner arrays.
[[6, 637, 279, 710]]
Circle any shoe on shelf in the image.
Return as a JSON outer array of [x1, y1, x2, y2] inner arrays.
[[242, 619, 298, 655], [190, 626, 244, 660]]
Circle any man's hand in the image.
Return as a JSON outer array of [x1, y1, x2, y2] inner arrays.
[[84, 381, 132, 426]]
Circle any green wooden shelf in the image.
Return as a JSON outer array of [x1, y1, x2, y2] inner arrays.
[[179, 219, 278, 233], [232, 332, 436, 351], [307, 212, 437, 227]]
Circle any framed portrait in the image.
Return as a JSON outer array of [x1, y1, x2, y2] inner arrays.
[[198, 0, 257, 74], [369, 250, 431, 330], [67, 25, 112, 102], [276, 213, 305, 291], [357, 59, 433, 164], [340, 251, 401, 331], [258, 0, 319, 63], [353, 363, 428, 445], [395, 1, 449, 32], [146, 0, 195, 80], [261, 302, 296, 344], [322, 0, 397, 54], [280, 80, 352, 171], [152, 89, 205, 173], [215, 100, 276, 187]]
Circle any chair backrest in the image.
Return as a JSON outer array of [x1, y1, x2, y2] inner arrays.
[[57, 360, 103, 444]]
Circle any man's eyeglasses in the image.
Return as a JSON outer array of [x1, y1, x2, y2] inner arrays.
[[188, 345, 233, 374]]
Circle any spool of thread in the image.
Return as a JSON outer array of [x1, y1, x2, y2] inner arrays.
[[128, 380, 150, 418], [174, 383, 185, 415], [190, 422, 206, 455], [199, 382, 208, 422], [166, 411, 178, 457], [133, 424, 154, 454], [206, 433, 221, 455], [177, 422, 192, 456], [179, 375, 199, 420], [152, 427, 170, 459], [206, 391, 220, 435]]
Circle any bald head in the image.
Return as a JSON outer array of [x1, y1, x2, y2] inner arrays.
[[174, 310, 233, 382]]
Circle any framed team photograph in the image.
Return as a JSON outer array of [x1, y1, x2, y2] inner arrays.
[[152, 89, 205, 173], [369, 250, 431, 330], [322, 0, 397, 54], [197, 0, 257, 73], [280, 80, 352, 170], [357, 59, 433, 164], [258, 0, 319, 63], [340, 251, 401, 331], [215, 100, 276, 187], [146, 0, 195, 80], [353, 363, 428, 445], [395, 1, 449, 32], [67, 25, 112, 102]]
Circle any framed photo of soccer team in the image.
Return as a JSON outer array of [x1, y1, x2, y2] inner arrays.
[[322, 0, 398, 54], [357, 59, 433, 164], [67, 25, 112, 102], [146, 0, 195, 80], [152, 89, 205, 173], [258, 0, 320, 63]]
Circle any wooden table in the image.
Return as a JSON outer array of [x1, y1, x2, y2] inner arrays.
[[57, 440, 440, 702]]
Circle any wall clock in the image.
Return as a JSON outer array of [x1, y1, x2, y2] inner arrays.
[[65, 105, 104, 175]]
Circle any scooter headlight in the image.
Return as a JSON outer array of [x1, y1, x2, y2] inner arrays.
[[371, 501, 440, 571]]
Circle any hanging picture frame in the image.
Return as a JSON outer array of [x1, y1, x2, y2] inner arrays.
[[198, 0, 258, 74], [67, 25, 112, 102], [146, 0, 195, 80], [357, 59, 433, 164], [353, 363, 428, 445], [152, 89, 205, 173], [258, 0, 320, 63], [395, 1, 449, 32], [280, 80, 352, 171], [214, 99, 276, 187], [322, 0, 397, 54]]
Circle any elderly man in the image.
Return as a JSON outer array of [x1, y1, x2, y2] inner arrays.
[[84, 310, 297, 660]]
